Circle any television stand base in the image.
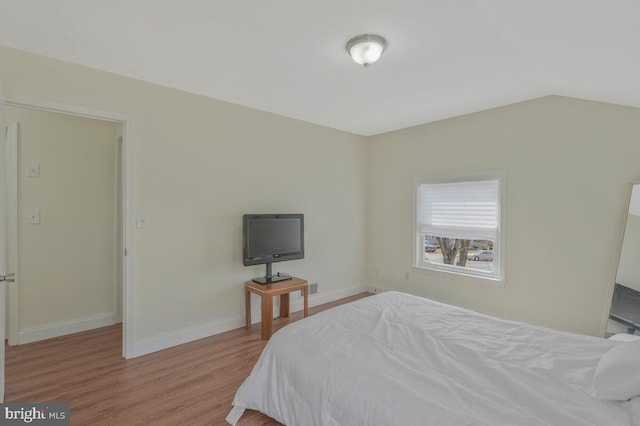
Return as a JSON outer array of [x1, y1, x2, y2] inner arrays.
[[252, 275, 292, 284]]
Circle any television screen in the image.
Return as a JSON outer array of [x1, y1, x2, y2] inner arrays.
[[243, 214, 304, 266]]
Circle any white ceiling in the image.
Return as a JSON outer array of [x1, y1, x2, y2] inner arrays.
[[0, 0, 638, 136]]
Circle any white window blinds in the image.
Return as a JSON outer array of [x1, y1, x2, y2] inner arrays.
[[418, 180, 499, 240]]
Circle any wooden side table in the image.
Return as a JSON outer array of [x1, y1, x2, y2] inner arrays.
[[245, 277, 309, 340]]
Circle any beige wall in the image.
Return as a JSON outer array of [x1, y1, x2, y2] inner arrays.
[[0, 45, 368, 352], [5, 106, 119, 331], [3, 44, 639, 352], [368, 96, 640, 336]]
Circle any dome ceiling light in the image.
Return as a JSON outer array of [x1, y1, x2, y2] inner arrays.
[[345, 34, 387, 67]]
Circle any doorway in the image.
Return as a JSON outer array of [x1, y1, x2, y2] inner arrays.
[[4, 96, 132, 358]]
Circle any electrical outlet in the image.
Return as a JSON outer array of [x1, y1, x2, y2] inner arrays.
[[26, 209, 40, 224]]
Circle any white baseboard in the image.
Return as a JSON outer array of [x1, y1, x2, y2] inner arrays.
[[370, 285, 395, 294], [290, 284, 370, 312], [131, 283, 371, 358], [247, 284, 370, 324], [18, 312, 118, 344], [132, 315, 245, 358]]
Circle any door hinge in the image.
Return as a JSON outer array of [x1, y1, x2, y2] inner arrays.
[[0, 273, 16, 283]]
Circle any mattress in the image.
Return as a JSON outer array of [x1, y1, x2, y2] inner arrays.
[[228, 291, 640, 425]]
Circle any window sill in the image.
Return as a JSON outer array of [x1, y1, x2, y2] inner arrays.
[[412, 264, 505, 285]]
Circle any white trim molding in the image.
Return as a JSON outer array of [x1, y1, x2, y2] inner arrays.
[[132, 316, 245, 358], [290, 284, 369, 313], [413, 171, 506, 283], [19, 313, 118, 344], [132, 284, 370, 358], [5, 94, 135, 359]]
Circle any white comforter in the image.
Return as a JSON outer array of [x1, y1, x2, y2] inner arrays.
[[228, 291, 640, 425]]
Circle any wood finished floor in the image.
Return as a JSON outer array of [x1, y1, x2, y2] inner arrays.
[[5, 292, 372, 426]]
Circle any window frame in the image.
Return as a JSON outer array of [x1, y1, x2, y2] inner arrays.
[[413, 172, 505, 283]]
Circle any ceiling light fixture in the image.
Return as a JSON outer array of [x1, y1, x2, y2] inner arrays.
[[346, 34, 387, 67]]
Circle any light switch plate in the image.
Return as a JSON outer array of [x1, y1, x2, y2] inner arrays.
[[136, 214, 149, 229], [26, 162, 40, 177]]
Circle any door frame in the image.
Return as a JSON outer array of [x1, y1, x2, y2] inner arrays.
[[6, 94, 134, 358], [5, 122, 17, 346]]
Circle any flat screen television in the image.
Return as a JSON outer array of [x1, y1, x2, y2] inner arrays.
[[242, 214, 304, 284]]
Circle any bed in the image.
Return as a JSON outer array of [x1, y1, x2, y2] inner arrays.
[[227, 291, 640, 425]]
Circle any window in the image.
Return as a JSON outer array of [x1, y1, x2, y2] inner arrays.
[[414, 174, 504, 281]]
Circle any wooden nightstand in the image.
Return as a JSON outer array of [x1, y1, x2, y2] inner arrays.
[[245, 277, 309, 340]]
